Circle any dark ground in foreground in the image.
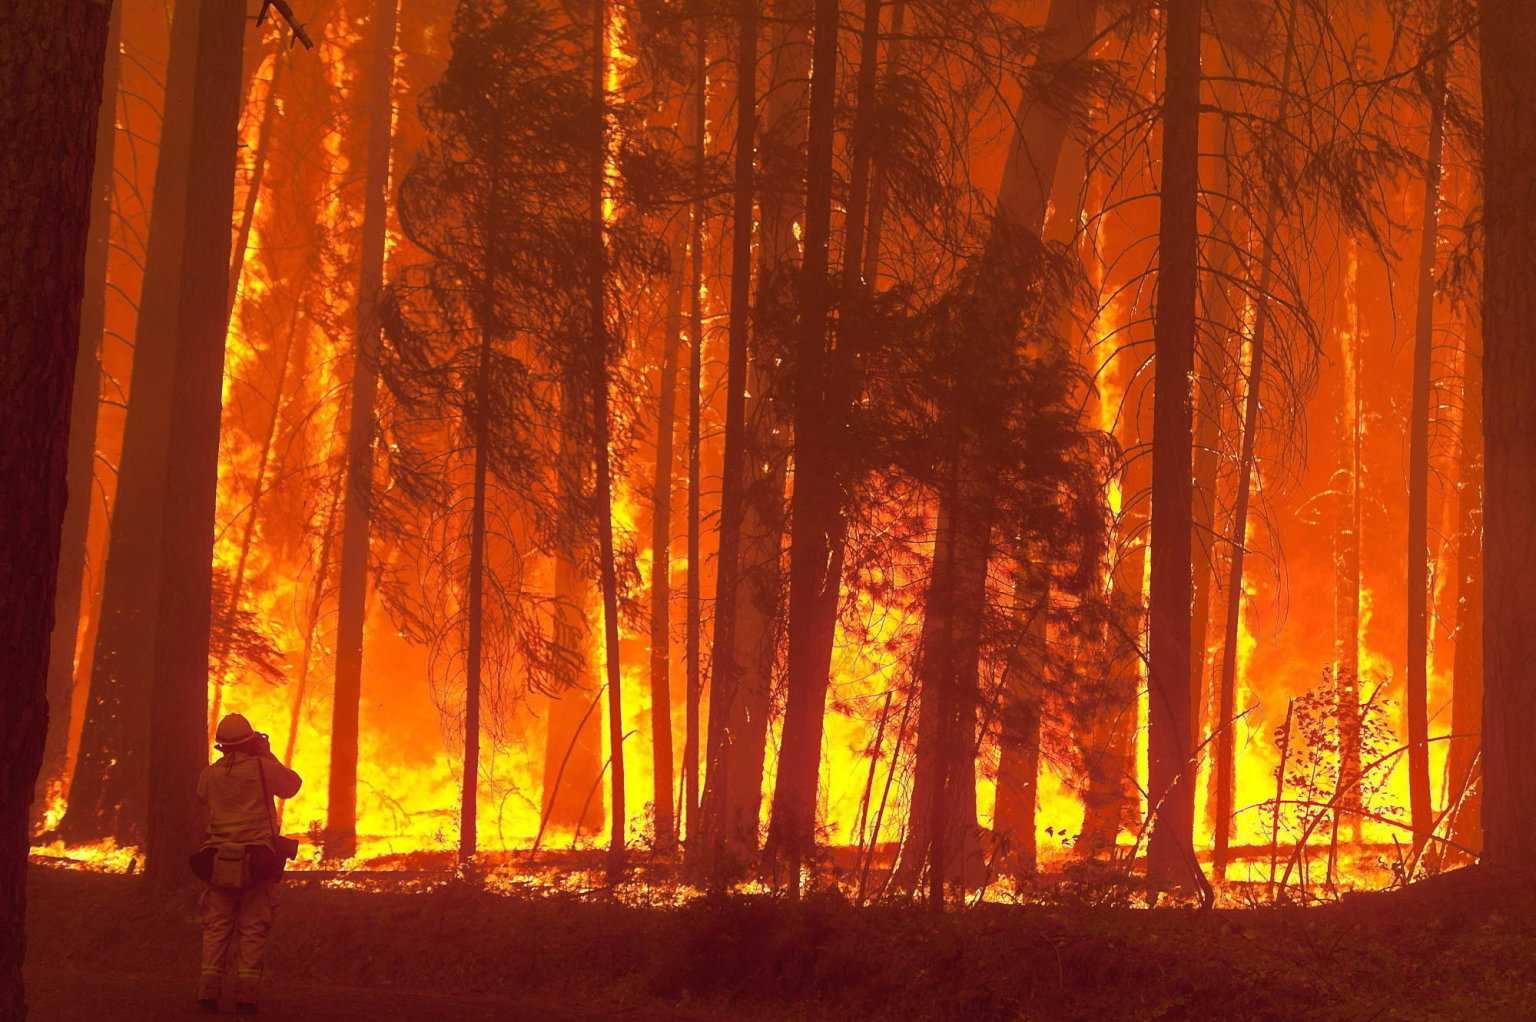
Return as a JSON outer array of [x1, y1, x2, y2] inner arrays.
[[23, 865, 1536, 1020]]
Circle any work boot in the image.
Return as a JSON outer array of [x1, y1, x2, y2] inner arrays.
[[196, 998, 218, 1013]]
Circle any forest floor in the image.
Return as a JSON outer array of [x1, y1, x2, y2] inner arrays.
[[23, 863, 1536, 1020]]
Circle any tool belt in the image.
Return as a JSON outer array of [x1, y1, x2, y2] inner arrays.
[[189, 842, 283, 889]]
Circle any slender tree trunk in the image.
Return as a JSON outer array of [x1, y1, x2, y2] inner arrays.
[[697, 0, 758, 878], [462, 332, 491, 864], [1446, 321, 1483, 857], [683, 10, 707, 845], [1211, 20, 1295, 880], [0, 1, 113, 1009], [765, 0, 840, 890], [326, 0, 397, 860], [143, 0, 246, 887], [59, 0, 204, 848], [227, 51, 284, 315], [1145, 0, 1201, 888], [1477, 0, 1536, 867], [38, 0, 124, 822], [1333, 242, 1363, 842], [648, 251, 683, 856], [591, 0, 626, 871], [1405, 0, 1450, 856]]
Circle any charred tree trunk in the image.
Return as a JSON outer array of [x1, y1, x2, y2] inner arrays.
[[1477, 0, 1536, 867], [766, 0, 840, 890], [1446, 323, 1483, 857], [714, 0, 811, 871], [38, 0, 123, 820], [995, 597, 1045, 875], [1210, 21, 1294, 880], [1333, 242, 1363, 841], [326, 0, 397, 860], [1405, 0, 1451, 856], [591, 0, 626, 872], [143, 0, 246, 887], [1145, 0, 1202, 889], [697, 0, 758, 878], [462, 329, 492, 864], [683, 10, 706, 844], [59, 0, 204, 847], [648, 247, 683, 856], [0, 1, 113, 1009]]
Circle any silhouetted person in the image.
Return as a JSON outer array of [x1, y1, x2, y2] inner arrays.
[[193, 713, 302, 1014]]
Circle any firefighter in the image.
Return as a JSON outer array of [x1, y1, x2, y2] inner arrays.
[[195, 712, 302, 1014]]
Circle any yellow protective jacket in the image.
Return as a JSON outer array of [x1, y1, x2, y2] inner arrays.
[[197, 750, 302, 849]]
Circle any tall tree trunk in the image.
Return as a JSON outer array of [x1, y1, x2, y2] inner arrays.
[[683, 8, 707, 844], [0, 1, 113, 1009], [1145, 0, 1202, 888], [715, 0, 811, 871], [648, 249, 683, 856], [1405, 0, 1451, 856], [227, 51, 284, 315], [38, 0, 124, 821], [697, 0, 758, 878], [1210, 18, 1295, 880], [326, 0, 397, 860], [907, 0, 1096, 895], [590, 0, 626, 872], [765, 0, 840, 889], [462, 330, 491, 864], [59, 0, 204, 848], [143, 0, 246, 887], [1332, 241, 1363, 842], [1477, 0, 1536, 868], [1446, 321, 1483, 857], [995, 588, 1045, 875]]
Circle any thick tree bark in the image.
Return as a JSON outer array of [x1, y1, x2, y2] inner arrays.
[[325, 0, 397, 860], [59, 0, 204, 848], [1405, 0, 1451, 856], [766, 0, 840, 888], [1446, 323, 1483, 857], [1477, 0, 1536, 868], [697, 0, 758, 878], [0, 2, 113, 1011], [908, 0, 1097, 893], [38, 0, 124, 819], [1145, 0, 1201, 888], [143, 0, 245, 888], [713, 0, 810, 871]]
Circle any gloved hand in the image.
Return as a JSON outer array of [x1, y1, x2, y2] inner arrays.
[[252, 732, 272, 757]]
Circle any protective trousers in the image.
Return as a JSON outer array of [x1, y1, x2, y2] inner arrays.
[[197, 882, 275, 1003]]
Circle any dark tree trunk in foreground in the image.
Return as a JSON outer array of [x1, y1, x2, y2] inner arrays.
[[1405, 0, 1450, 857], [766, 0, 840, 888], [0, 2, 113, 1011], [683, 12, 706, 844], [648, 250, 682, 855], [462, 329, 491, 862], [697, 0, 758, 878], [39, 0, 124, 818], [143, 0, 245, 887], [591, 0, 626, 870], [1478, 0, 1536, 869], [1446, 323, 1483, 857], [1145, 0, 1201, 888], [714, 0, 809, 872], [327, 0, 398, 860], [907, 0, 1096, 893], [60, 0, 204, 847]]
